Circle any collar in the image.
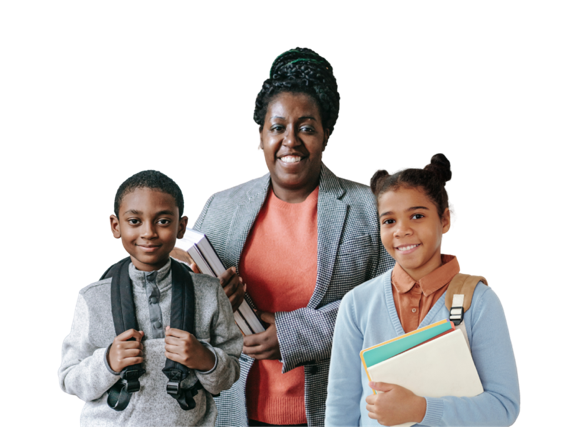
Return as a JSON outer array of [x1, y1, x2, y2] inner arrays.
[[128, 258, 173, 294], [392, 255, 460, 296]]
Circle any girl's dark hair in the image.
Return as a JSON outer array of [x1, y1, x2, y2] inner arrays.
[[114, 170, 184, 218], [370, 154, 452, 218], [254, 47, 340, 134]]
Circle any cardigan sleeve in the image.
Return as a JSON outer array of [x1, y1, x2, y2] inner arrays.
[[58, 294, 120, 402], [419, 286, 520, 427], [323, 291, 364, 426]]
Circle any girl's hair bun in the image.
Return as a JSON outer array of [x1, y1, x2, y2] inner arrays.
[[370, 169, 390, 195], [424, 153, 452, 185]]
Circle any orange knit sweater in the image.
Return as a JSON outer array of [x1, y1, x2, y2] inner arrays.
[[240, 186, 318, 425]]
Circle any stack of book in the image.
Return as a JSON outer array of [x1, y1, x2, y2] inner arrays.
[[175, 228, 265, 336], [360, 319, 483, 427]]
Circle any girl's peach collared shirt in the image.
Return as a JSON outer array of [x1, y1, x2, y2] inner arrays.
[[391, 255, 460, 333]]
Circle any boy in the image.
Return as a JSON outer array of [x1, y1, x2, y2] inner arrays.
[[58, 170, 243, 427]]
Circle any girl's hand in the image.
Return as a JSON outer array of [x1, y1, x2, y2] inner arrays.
[[165, 326, 216, 372], [242, 312, 281, 360], [365, 381, 426, 426]]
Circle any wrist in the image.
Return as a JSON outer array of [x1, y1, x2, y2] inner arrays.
[[191, 343, 216, 372], [412, 395, 427, 423]]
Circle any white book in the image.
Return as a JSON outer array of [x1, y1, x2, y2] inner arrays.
[[366, 329, 483, 427], [176, 228, 266, 335]]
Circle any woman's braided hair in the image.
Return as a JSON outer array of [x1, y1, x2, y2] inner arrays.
[[254, 47, 340, 134], [370, 154, 452, 218]]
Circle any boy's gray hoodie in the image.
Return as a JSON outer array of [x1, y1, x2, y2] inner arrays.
[[58, 258, 243, 427]]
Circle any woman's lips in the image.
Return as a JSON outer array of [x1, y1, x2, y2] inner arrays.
[[277, 154, 306, 171]]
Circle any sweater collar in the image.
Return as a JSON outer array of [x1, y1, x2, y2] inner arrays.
[[392, 255, 460, 297], [128, 258, 172, 293]]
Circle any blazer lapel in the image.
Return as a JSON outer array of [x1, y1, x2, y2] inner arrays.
[[223, 173, 271, 271], [308, 164, 348, 309]]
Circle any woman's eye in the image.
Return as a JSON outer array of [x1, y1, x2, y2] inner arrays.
[[300, 125, 314, 133], [271, 124, 284, 132]]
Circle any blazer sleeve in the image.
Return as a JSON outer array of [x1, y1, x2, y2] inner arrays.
[[58, 294, 120, 401], [275, 235, 393, 373], [419, 286, 520, 426]]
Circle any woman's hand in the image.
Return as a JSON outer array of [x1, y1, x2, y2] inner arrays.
[[219, 267, 246, 312], [169, 247, 201, 273], [365, 381, 426, 426], [242, 312, 281, 360]]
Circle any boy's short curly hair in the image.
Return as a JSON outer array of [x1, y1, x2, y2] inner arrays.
[[114, 170, 184, 218], [254, 47, 340, 135]]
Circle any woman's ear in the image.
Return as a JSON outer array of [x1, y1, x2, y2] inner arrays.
[[110, 215, 121, 239], [258, 126, 264, 150], [441, 208, 451, 234], [322, 128, 330, 151]]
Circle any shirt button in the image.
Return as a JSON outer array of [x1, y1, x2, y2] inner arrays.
[[412, 308, 417, 313], [153, 321, 162, 329], [150, 296, 158, 304]]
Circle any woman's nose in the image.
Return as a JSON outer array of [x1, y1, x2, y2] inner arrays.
[[282, 126, 297, 147]]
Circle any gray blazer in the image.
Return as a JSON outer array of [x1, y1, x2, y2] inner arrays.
[[193, 164, 394, 426]]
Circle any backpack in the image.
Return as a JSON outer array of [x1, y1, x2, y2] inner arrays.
[[100, 257, 205, 412], [445, 273, 488, 349]]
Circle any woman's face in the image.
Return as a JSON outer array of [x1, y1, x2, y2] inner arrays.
[[260, 92, 329, 203]]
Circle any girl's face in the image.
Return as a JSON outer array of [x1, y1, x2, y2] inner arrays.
[[378, 186, 450, 281]]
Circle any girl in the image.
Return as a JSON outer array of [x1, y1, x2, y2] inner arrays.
[[324, 154, 520, 427]]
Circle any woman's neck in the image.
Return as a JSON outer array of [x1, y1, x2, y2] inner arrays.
[[270, 180, 319, 204]]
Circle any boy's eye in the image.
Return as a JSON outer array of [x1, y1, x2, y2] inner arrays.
[[158, 218, 171, 225], [128, 218, 140, 225], [382, 219, 395, 225]]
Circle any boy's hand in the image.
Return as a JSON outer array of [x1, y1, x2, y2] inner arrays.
[[242, 312, 281, 360], [170, 248, 201, 273], [365, 381, 426, 426], [165, 326, 216, 372], [107, 329, 144, 373], [219, 267, 246, 312]]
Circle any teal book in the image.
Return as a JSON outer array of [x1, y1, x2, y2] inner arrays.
[[360, 319, 454, 370]]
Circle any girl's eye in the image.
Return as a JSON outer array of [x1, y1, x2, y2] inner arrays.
[[412, 214, 425, 220], [382, 219, 395, 225], [128, 218, 140, 225]]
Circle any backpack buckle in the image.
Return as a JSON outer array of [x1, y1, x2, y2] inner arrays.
[[450, 306, 464, 325], [167, 380, 181, 396]]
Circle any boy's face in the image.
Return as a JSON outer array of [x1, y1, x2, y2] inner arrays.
[[110, 187, 188, 272]]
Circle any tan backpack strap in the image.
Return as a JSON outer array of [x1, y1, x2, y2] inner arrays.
[[445, 274, 487, 312]]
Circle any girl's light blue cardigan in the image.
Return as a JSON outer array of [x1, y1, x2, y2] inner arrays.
[[325, 269, 520, 427]]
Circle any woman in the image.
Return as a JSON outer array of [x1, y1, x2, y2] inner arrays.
[[178, 48, 394, 426]]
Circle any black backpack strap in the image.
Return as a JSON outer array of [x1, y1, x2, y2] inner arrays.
[[162, 260, 203, 410], [102, 257, 146, 411]]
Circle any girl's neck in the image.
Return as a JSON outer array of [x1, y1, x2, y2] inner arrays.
[[401, 253, 444, 282]]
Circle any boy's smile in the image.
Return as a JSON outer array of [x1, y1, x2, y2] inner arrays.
[[378, 187, 450, 281], [110, 187, 188, 272]]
